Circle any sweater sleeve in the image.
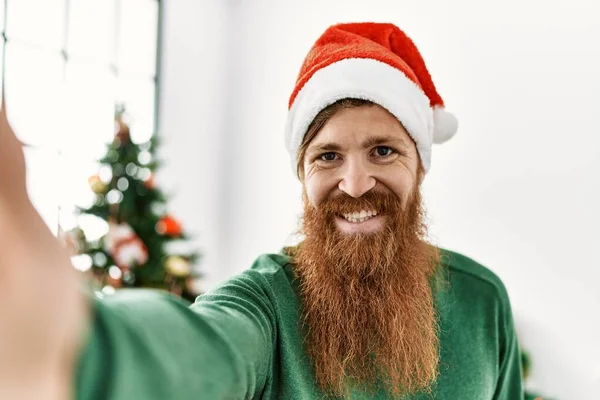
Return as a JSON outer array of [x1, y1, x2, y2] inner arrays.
[[75, 270, 276, 400], [492, 287, 525, 400]]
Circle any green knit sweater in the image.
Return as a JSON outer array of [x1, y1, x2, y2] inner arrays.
[[75, 249, 524, 399]]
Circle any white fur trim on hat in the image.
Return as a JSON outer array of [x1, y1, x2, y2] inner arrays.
[[285, 58, 435, 175]]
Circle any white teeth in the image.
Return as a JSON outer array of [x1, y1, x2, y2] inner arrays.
[[342, 210, 378, 223]]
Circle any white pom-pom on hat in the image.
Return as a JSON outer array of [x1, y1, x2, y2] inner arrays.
[[432, 106, 459, 144]]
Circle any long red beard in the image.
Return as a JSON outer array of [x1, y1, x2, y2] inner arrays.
[[291, 186, 441, 398]]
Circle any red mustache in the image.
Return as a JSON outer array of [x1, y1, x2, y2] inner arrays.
[[316, 190, 402, 217]]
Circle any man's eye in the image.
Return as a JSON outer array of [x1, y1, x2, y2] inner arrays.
[[320, 152, 338, 161], [374, 146, 394, 157]]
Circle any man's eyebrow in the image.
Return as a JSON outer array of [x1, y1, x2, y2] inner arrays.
[[361, 135, 409, 149], [306, 135, 409, 154], [306, 142, 343, 154]]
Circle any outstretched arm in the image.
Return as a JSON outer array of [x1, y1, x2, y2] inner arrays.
[[77, 273, 275, 399], [0, 99, 90, 399], [1, 99, 275, 400]]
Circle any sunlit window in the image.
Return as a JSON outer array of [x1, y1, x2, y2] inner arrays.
[[1, 0, 161, 233]]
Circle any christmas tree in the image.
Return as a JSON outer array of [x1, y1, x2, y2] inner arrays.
[[67, 105, 201, 301]]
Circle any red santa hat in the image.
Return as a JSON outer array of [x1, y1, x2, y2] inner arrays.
[[285, 22, 458, 174]]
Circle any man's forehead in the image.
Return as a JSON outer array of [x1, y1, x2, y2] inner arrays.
[[307, 106, 413, 151]]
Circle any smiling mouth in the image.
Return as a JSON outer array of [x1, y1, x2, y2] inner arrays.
[[339, 209, 379, 223]]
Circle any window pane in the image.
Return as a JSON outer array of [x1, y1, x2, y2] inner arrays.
[[6, 0, 66, 51], [63, 61, 116, 158], [24, 147, 60, 235], [116, 76, 155, 143], [117, 0, 158, 77], [4, 42, 66, 147], [0, 0, 5, 33], [67, 0, 116, 64]]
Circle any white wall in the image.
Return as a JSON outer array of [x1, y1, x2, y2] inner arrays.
[[158, 0, 234, 292], [160, 1, 600, 398]]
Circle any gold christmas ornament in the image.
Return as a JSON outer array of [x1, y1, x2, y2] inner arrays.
[[165, 256, 191, 277], [88, 174, 107, 194]]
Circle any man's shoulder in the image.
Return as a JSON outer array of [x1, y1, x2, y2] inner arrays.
[[200, 253, 295, 302], [233, 252, 295, 289], [438, 248, 511, 303], [248, 252, 292, 274]]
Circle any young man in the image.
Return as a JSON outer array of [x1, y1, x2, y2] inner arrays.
[[0, 23, 524, 399]]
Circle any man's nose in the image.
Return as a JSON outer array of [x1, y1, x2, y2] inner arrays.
[[338, 158, 376, 198]]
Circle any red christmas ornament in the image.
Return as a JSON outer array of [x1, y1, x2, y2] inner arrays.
[[143, 173, 155, 189], [156, 215, 182, 236], [114, 116, 131, 146], [112, 236, 148, 269], [104, 221, 148, 269]]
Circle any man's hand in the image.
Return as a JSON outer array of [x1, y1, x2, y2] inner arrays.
[[0, 98, 27, 203], [0, 99, 89, 399]]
